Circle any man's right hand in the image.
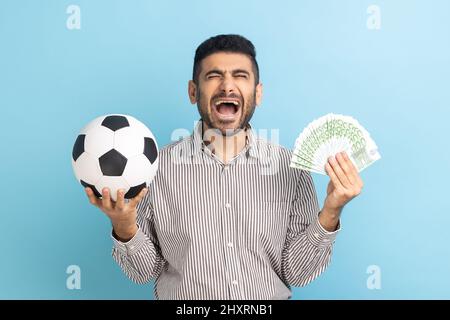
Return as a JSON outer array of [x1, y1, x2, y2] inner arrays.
[[85, 187, 148, 242]]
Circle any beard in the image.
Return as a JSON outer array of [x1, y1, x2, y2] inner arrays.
[[196, 88, 257, 136]]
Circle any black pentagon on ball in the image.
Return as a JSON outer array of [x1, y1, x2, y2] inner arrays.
[[80, 180, 102, 198], [72, 134, 86, 161], [101, 115, 130, 131], [99, 149, 128, 176], [125, 182, 147, 199], [144, 137, 158, 164]]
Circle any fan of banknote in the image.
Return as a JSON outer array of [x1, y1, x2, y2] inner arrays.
[[290, 113, 381, 175]]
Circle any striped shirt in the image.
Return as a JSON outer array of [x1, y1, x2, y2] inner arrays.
[[111, 120, 339, 300]]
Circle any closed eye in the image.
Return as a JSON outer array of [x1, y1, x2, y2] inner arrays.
[[205, 70, 223, 80]]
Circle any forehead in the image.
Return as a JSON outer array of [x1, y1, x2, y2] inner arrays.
[[200, 52, 253, 72]]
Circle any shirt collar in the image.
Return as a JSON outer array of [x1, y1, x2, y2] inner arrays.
[[189, 119, 259, 159]]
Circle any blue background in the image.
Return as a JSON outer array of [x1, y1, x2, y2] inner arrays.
[[1, 0, 449, 299]]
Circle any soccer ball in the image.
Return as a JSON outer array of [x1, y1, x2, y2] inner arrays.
[[72, 114, 159, 201]]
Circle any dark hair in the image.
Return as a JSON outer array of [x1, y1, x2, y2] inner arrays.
[[192, 34, 259, 85]]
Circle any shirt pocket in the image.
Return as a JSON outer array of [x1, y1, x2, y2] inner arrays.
[[240, 201, 290, 255]]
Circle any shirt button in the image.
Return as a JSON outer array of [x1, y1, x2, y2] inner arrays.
[[232, 280, 238, 286], [225, 203, 231, 209], [314, 233, 319, 237], [227, 242, 233, 248]]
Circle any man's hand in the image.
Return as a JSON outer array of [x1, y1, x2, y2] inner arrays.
[[319, 151, 364, 231], [85, 187, 148, 242]]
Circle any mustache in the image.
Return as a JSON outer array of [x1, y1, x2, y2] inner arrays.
[[211, 93, 242, 101]]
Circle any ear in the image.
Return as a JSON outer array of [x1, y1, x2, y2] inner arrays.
[[188, 80, 198, 104], [255, 82, 263, 106]]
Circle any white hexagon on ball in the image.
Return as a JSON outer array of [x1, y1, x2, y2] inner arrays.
[[114, 126, 145, 159], [72, 152, 102, 186], [122, 154, 158, 187], [95, 176, 130, 202], [84, 125, 115, 158], [79, 115, 106, 135]]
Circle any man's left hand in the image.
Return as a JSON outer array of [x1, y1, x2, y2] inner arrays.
[[324, 151, 364, 212]]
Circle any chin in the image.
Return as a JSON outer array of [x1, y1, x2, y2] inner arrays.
[[218, 123, 245, 136]]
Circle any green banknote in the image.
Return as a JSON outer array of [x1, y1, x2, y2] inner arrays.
[[290, 113, 381, 175]]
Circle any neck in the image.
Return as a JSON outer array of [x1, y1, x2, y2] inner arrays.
[[202, 121, 248, 164]]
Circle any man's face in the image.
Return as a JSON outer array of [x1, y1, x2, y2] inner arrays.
[[189, 52, 262, 135]]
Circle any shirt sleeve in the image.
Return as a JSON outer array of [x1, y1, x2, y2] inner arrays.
[[111, 192, 166, 284], [281, 169, 340, 287]]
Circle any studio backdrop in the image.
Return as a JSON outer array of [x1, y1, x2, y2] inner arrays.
[[1, 0, 449, 299]]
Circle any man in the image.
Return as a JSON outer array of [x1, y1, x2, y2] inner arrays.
[[85, 34, 363, 299]]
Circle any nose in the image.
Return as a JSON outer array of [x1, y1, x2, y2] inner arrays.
[[218, 74, 237, 95]]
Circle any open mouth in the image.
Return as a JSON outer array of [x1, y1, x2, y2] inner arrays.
[[213, 99, 241, 118]]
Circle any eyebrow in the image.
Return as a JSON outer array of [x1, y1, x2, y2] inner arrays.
[[204, 69, 251, 77]]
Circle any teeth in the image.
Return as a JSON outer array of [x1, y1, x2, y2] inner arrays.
[[215, 100, 239, 106]]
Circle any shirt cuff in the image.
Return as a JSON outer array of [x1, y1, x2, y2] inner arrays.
[[111, 226, 147, 256], [306, 217, 340, 248]]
